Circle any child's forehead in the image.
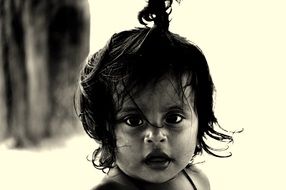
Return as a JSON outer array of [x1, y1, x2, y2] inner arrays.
[[116, 73, 191, 94], [114, 74, 194, 108]]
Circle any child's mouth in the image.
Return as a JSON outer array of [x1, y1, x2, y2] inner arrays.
[[144, 151, 172, 170]]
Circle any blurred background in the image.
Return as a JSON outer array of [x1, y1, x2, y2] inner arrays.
[[1, 0, 286, 189]]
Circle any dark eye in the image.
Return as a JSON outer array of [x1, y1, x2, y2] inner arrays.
[[124, 115, 144, 127], [165, 114, 183, 125]]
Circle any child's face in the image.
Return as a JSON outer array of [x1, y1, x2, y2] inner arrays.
[[114, 75, 198, 183]]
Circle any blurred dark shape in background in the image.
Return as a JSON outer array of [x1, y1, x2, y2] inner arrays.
[[0, 0, 90, 147]]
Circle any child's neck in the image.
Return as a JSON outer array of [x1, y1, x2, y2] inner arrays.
[[107, 167, 191, 190]]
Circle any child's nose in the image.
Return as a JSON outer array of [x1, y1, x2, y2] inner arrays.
[[144, 127, 167, 144]]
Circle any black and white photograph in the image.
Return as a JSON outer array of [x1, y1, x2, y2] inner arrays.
[[1, 0, 285, 189]]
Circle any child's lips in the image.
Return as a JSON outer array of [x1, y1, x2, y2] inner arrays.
[[144, 151, 173, 170]]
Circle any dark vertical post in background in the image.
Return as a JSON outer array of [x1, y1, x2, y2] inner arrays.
[[0, 0, 90, 147], [0, 0, 9, 140], [0, 0, 28, 146]]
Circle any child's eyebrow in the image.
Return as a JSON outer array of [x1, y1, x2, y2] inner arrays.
[[160, 104, 191, 115], [161, 105, 184, 112], [117, 106, 139, 113], [121, 103, 186, 114], [115, 105, 142, 117]]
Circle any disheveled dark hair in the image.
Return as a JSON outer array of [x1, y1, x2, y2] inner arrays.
[[76, 0, 236, 172]]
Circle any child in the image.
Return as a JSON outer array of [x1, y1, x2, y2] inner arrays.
[[77, 0, 236, 189]]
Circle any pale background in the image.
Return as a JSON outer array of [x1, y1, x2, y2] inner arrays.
[[1, 0, 286, 189]]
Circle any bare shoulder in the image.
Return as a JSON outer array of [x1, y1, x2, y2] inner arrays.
[[92, 181, 131, 190], [91, 180, 120, 190], [91, 180, 135, 190], [185, 165, 210, 190]]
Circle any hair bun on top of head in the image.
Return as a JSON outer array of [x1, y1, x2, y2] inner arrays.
[[138, 0, 181, 30]]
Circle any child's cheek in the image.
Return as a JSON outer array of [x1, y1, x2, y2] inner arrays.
[[114, 124, 141, 148]]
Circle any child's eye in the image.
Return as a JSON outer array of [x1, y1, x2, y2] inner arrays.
[[124, 115, 144, 127], [164, 114, 184, 125]]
